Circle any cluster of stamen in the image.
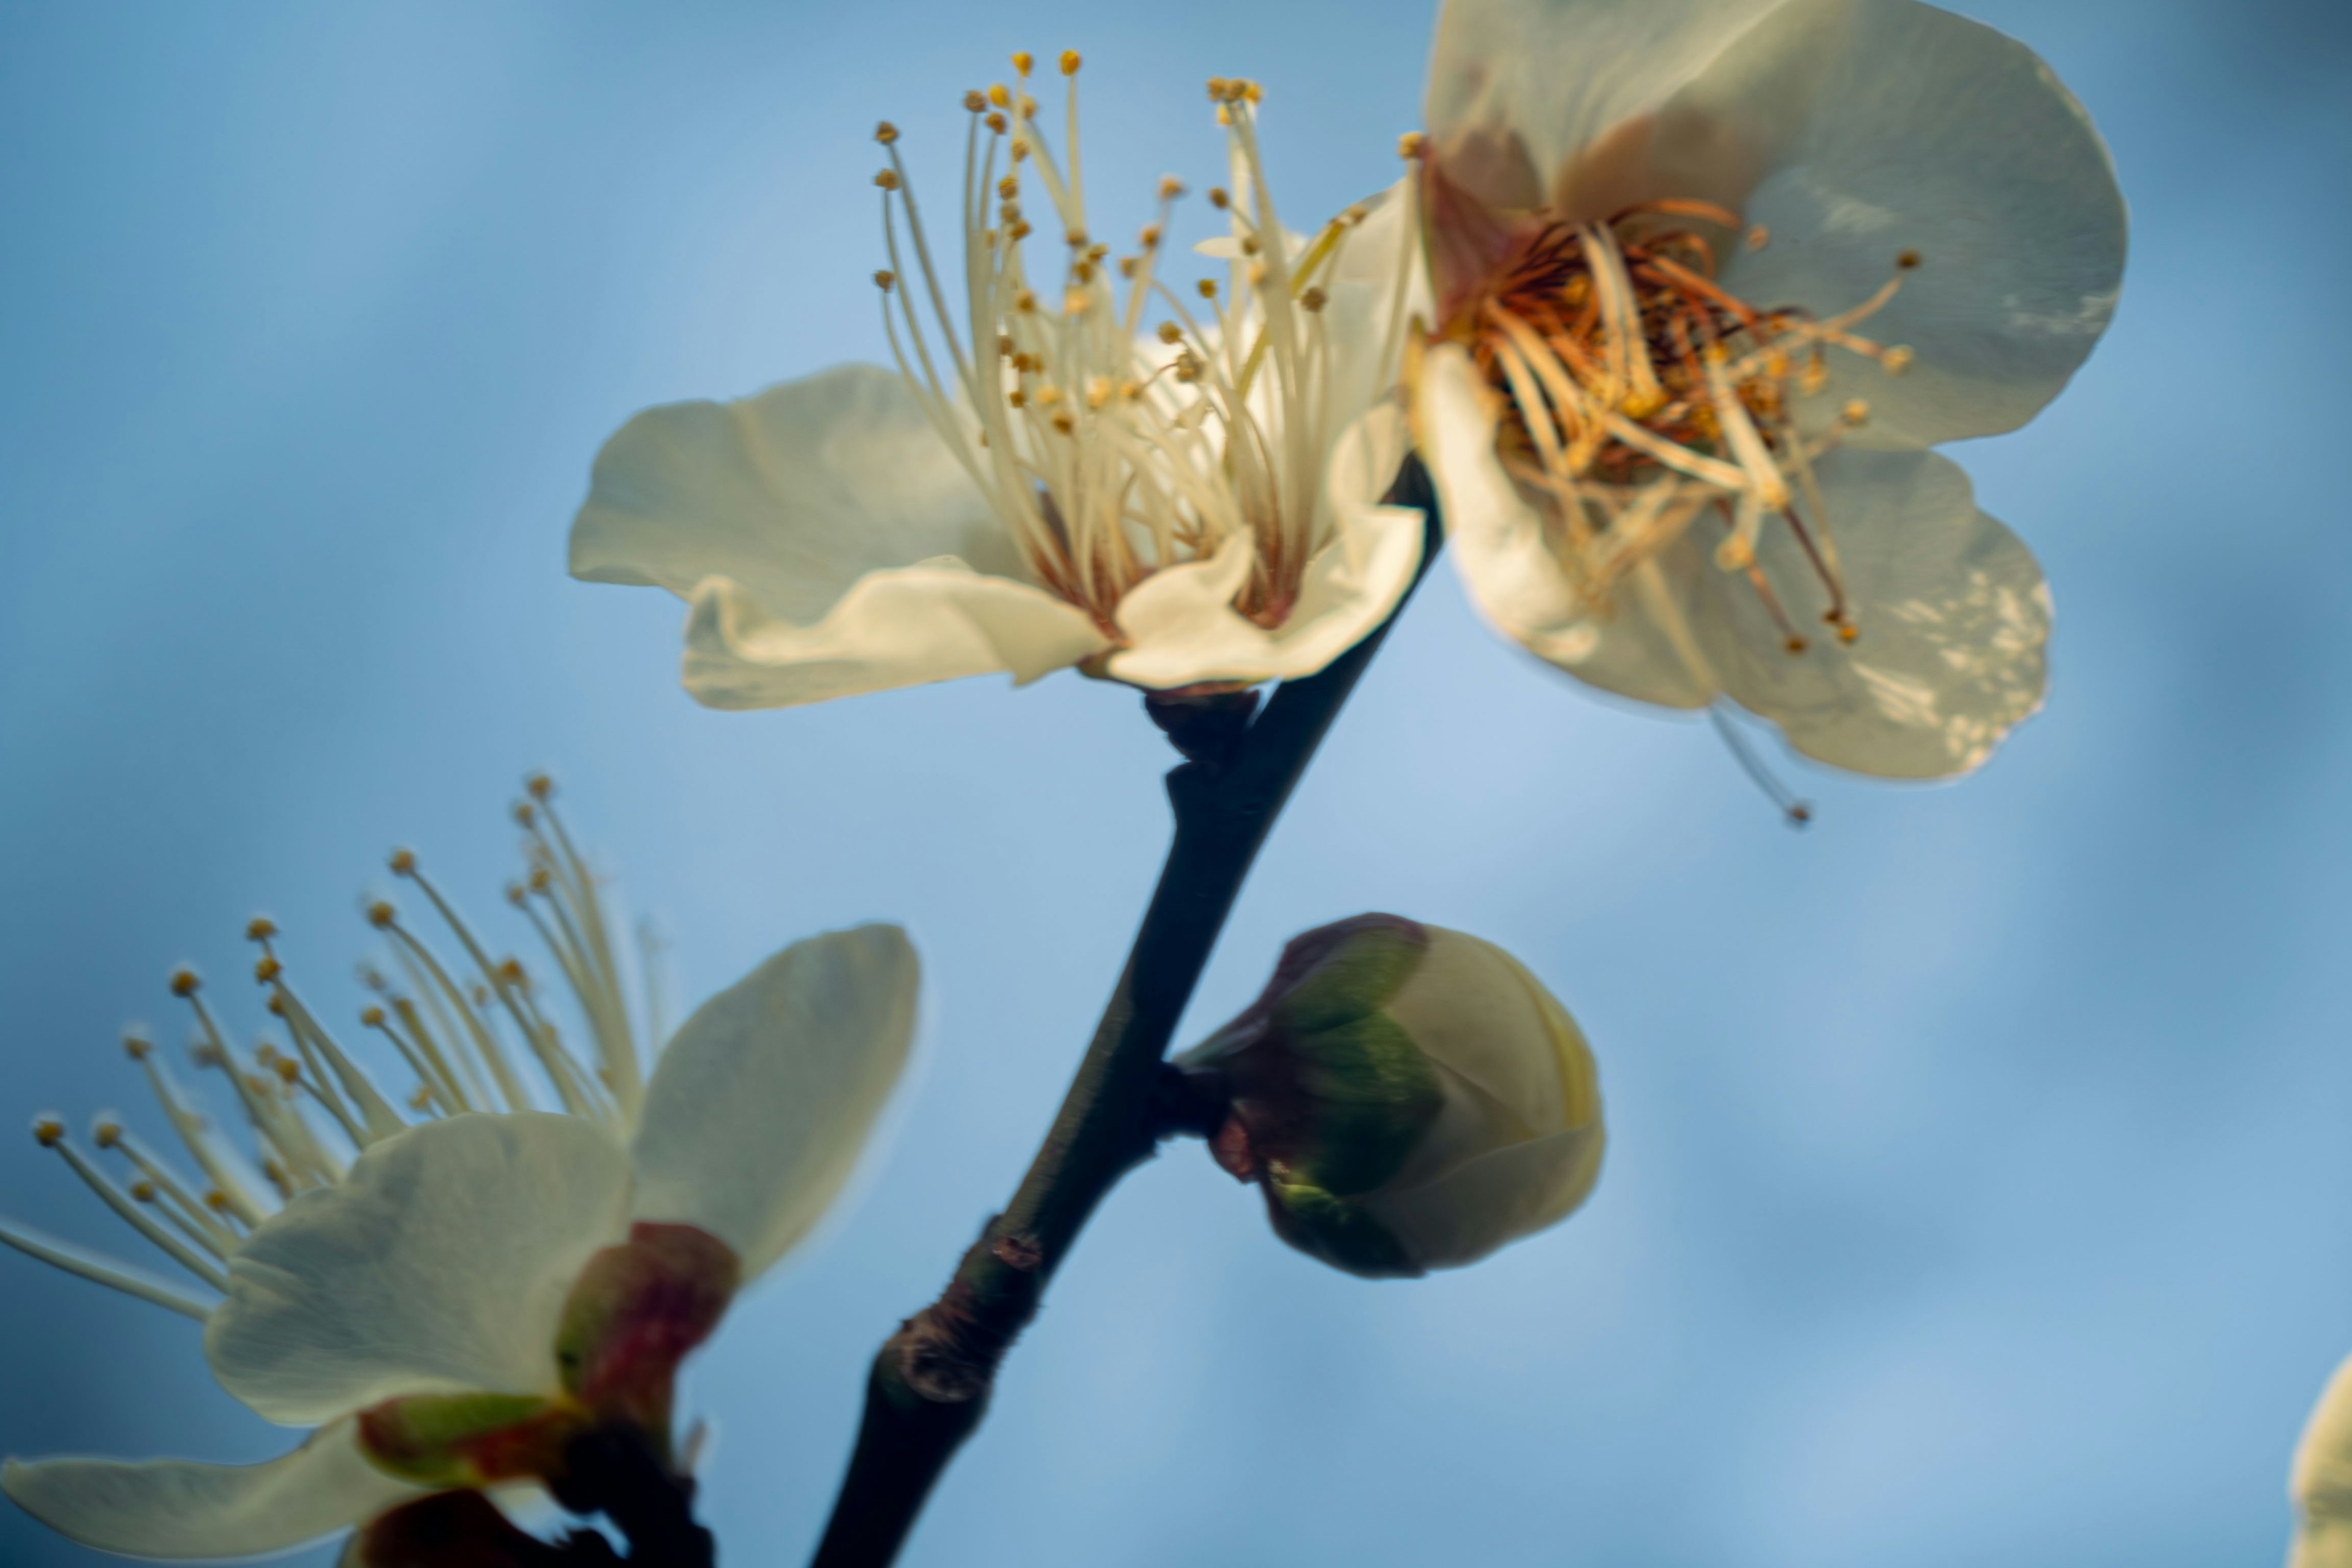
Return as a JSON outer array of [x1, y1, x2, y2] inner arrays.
[[1464, 203, 1916, 653], [870, 55, 1412, 636], [1, 777, 664, 1321]]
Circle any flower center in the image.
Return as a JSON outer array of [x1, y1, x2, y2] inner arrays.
[[1461, 203, 1915, 652], [872, 57, 1409, 635]]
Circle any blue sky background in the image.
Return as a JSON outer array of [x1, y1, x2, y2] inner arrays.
[[1, 1, 2346, 1564]]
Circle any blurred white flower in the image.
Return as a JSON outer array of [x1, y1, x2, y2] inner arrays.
[[1410, 0, 2126, 777], [1177, 913, 1603, 1278], [2292, 1352, 2352, 1567], [0, 784, 918, 1562], [571, 58, 1427, 709]]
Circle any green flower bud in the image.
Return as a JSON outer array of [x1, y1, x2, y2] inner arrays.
[[1177, 914, 1604, 1278]]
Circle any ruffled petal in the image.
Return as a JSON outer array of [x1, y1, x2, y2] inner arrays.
[[1703, 0, 2126, 447], [2, 1419, 418, 1561], [631, 925, 918, 1281], [1687, 447, 2049, 777], [571, 363, 1030, 616], [1414, 344, 1709, 708], [1424, 0, 1792, 217], [208, 1115, 633, 1426], [680, 563, 1110, 709], [1104, 406, 1425, 689], [2294, 1353, 2352, 1568]]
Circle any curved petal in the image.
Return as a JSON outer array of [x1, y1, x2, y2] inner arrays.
[[571, 363, 1030, 616], [1414, 344, 1709, 707], [1361, 1122, 1607, 1272], [1425, 0, 1793, 217], [2, 1418, 418, 1561], [680, 563, 1109, 710], [2294, 1353, 2352, 1568], [1705, 0, 2125, 447], [208, 1115, 632, 1425], [1105, 407, 1425, 689], [632, 925, 918, 1281], [1680, 447, 2049, 777], [1319, 180, 1431, 447]]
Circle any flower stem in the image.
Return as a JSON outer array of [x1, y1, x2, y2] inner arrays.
[[805, 459, 1442, 1568]]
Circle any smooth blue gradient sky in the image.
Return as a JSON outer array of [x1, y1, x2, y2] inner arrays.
[[2, 2, 2346, 1564]]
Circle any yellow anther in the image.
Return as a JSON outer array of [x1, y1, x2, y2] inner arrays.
[[986, 111, 1008, 134], [512, 801, 536, 827], [1061, 285, 1088, 313], [254, 956, 282, 983], [205, 1189, 231, 1212], [505, 882, 528, 907], [525, 774, 553, 801], [1015, 290, 1038, 313], [361, 1005, 386, 1027], [1205, 77, 1228, 99], [1118, 257, 1139, 278], [1841, 399, 1871, 425], [1299, 287, 1328, 312], [1051, 413, 1075, 434], [1243, 80, 1263, 104], [169, 968, 200, 998], [1010, 140, 1030, 164], [33, 1117, 64, 1147], [272, 1057, 300, 1085], [874, 169, 902, 191], [528, 866, 551, 893], [1008, 389, 1027, 409], [1065, 227, 1088, 247], [409, 1086, 433, 1112], [1247, 261, 1268, 287], [265, 993, 285, 1017], [1197, 279, 1218, 299], [123, 1034, 153, 1060], [1881, 345, 1914, 375], [1837, 623, 1860, 643], [1896, 249, 1921, 271], [1239, 235, 1259, 257], [1060, 50, 1080, 75], [1207, 187, 1229, 210], [875, 121, 899, 145], [130, 1180, 157, 1202], [963, 90, 987, 113], [1158, 176, 1185, 202], [1034, 384, 1061, 407], [1011, 51, 1033, 77], [497, 957, 526, 986], [388, 847, 417, 875], [998, 176, 1019, 200], [874, 270, 897, 291], [1785, 636, 1809, 655], [246, 916, 277, 941], [1156, 321, 1183, 344], [1139, 222, 1163, 248], [92, 1120, 121, 1148], [1020, 96, 1036, 118], [1085, 376, 1110, 409], [367, 901, 396, 929], [1398, 131, 1426, 160]]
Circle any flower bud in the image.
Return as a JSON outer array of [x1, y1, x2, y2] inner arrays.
[[1177, 914, 1603, 1278]]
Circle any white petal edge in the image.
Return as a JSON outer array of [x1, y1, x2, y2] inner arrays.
[[631, 925, 919, 1281], [1687, 447, 2051, 778], [682, 563, 1110, 710], [1105, 405, 1425, 689], [207, 1114, 633, 1426], [2294, 1352, 2352, 1568], [3, 1419, 417, 1562], [1415, 344, 1711, 708], [570, 363, 1033, 620], [1703, 0, 2126, 447]]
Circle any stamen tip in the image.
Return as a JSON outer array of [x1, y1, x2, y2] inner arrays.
[[387, 847, 417, 876], [32, 1115, 64, 1147], [168, 968, 200, 998], [245, 916, 277, 942], [1059, 50, 1080, 76]]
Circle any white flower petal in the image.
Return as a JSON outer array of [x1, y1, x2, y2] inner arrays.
[[208, 1115, 633, 1425], [631, 925, 918, 1281], [571, 363, 1029, 617], [1706, 0, 2125, 447], [2, 1419, 417, 1561], [1105, 406, 1425, 689], [2293, 1353, 2352, 1568], [1319, 180, 1431, 445], [1689, 448, 2050, 777], [1425, 0, 1791, 217], [1415, 344, 1709, 708], [680, 563, 1110, 710]]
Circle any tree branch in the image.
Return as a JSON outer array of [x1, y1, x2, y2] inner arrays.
[[805, 458, 1442, 1568]]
